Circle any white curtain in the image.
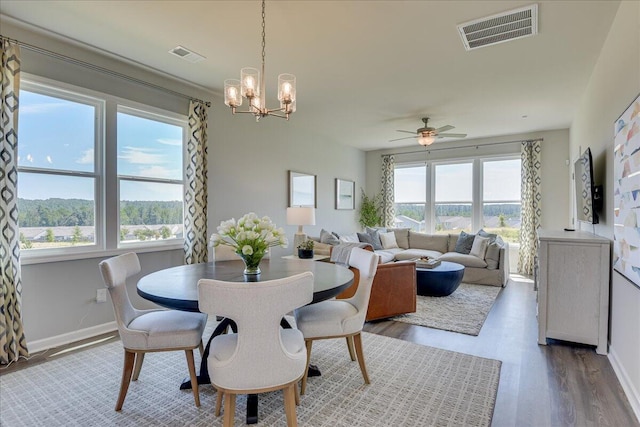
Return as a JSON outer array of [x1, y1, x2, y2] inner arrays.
[[0, 38, 29, 364], [518, 139, 542, 275], [183, 100, 209, 265], [381, 155, 395, 228]]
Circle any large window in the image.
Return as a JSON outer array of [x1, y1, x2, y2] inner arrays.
[[17, 77, 187, 260], [393, 156, 521, 241], [17, 83, 102, 253], [117, 107, 185, 244], [394, 165, 426, 231]]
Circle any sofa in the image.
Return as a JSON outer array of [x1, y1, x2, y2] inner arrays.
[[313, 227, 509, 287]]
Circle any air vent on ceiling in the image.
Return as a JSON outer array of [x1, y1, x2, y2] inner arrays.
[[457, 4, 538, 51], [168, 46, 206, 63]]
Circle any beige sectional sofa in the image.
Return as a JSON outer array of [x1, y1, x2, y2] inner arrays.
[[314, 228, 509, 287]]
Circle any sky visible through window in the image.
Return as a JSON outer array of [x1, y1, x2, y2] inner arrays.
[[18, 91, 183, 202]]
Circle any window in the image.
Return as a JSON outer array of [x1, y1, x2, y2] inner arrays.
[[394, 165, 426, 232], [393, 155, 521, 240], [482, 158, 521, 243], [117, 107, 185, 244], [434, 162, 473, 234], [17, 76, 187, 261], [17, 82, 103, 253]]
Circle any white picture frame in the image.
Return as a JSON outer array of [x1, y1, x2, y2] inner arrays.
[[336, 178, 355, 210]]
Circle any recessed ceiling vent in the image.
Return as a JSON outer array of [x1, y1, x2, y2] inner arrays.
[[457, 4, 538, 51], [168, 46, 206, 63]]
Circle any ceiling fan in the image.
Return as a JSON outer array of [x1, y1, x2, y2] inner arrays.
[[390, 117, 467, 146]]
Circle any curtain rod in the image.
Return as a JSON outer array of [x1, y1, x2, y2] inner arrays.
[[381, 138, 542, 157], [1, 35, 211, 107]]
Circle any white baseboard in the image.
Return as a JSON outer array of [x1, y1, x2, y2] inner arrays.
[[28, 322, 118, 354], [609, 346, 640, 423]]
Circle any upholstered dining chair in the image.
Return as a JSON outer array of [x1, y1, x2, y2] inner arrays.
[[294, 247, 378, 395], [197, 272, 314, 427], [99, 252, 208, 411]]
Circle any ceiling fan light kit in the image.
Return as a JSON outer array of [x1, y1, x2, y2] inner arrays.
[[224, 0, 296, 121]]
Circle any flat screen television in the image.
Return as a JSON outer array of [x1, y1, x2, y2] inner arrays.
[[574, 147, 602, 224]]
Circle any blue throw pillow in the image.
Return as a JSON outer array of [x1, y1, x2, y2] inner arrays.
[[357, 232, 375, 247], [365, 227, 383, 250], [454, 231, 475, 254], [320, 229, 340, 245]]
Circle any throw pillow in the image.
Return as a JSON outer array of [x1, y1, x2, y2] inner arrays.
[[454, 231, 475, 254], [485, 236, 504, 269], [365, 227, 383, 250], [470, 235, 490, 259], [386, 227, 410, 249], [478, 229, 498, 244], [379, 231, 399, 249], [320, 228, 340, 245], [339, 232, 359, 243], [357, 232, 375, 246]]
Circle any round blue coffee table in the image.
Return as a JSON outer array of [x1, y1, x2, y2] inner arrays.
[[416, 261, 465, 297]]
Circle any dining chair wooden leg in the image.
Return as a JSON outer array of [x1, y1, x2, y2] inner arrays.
[[295, 380, 301, 405], [353, 333, 370, 384], [132, 352, 144, 381], [284, 383, 298, 427], [215, 390, 223, 416], [223, 393, 236, 427], [300, 340, 313, 395], [346, 336, 356, 361], [116, 350, 136, 411], [185, 349, 200, 407], [198, 340, 204, 357]]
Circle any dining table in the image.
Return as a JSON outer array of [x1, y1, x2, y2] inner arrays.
[[136, 257, 354, 424]]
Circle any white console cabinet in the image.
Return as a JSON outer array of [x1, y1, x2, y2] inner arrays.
[[536, 229, 610, 355]]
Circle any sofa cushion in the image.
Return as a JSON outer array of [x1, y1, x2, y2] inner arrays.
[[454, 231, 475, 254], [320, 228, 340, 245], [387, 228, 410, 249], [485, 236, 504, 269], [379, 231, 399, 249], [470, 235, 490, 259], [478, 229, 498, 244], [439, 252, 488, 268], [375, 249, 402, 263], [395, 249, 443, 261], [409, 231, 449, 253], [365, 227, 383, 250]]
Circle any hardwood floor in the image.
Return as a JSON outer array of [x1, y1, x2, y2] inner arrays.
[[364, 275, 639, 427], [2, 275, 638, 426]]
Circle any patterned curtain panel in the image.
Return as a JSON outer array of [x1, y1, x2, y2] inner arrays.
[[0, 39, 29, 364], [381, 155, 395, 228], [183, 100, 209, 265], [518, 139, 542, 275]]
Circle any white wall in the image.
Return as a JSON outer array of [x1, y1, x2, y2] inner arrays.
[[365, 129, 571, 231], [569, 1, 640, 419], [2, 18, 365, 348]]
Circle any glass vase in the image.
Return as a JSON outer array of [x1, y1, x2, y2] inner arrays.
[[240, 253, 263, 275]]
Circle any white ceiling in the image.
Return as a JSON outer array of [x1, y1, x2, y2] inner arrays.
[[0, 1, 620, 151]]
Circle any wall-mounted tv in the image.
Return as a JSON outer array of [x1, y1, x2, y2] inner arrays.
[[574, 147, 602, 224]]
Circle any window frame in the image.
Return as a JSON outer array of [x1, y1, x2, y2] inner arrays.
[[18, 74, 187, 265]]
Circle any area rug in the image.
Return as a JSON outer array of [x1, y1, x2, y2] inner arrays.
[[392, 283, 502, 336], [0, 332, 501, 427]]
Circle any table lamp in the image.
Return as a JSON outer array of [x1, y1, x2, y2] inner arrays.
[[286, 206, 316, 254]]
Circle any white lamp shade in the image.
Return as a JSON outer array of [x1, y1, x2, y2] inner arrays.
[[286, 207, 316, 226]]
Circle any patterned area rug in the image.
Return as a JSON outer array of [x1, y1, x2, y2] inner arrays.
[[393, 283, 502, 335], [0, 332, 501, 427]]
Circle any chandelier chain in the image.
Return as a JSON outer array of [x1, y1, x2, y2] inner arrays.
[[261, 0, 266, 67]]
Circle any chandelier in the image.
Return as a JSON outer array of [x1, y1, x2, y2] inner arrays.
[[223, 0, 296, 121]]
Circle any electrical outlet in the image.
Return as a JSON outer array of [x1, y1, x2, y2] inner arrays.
[[96, 288, 107, 303]]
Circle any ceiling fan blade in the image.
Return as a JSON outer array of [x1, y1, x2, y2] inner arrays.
[[434, 125, 455, 133], [437, 133, 467, 138], [389, 136, 418, 142], [395, 130, 417, 135]]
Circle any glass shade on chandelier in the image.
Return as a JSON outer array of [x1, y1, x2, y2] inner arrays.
[[223, 0, 296, 121]]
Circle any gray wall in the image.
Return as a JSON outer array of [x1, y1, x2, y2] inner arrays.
[[569, 0, 640, 417], [3, 18, 364, 349]]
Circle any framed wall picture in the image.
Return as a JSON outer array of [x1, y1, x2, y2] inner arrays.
[[613, 93, 640, 289], [289, 171, 316, 207], [336, 178, 355, 210]]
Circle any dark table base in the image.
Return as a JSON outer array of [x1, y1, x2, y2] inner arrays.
[[416, 262, 465, 297]]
